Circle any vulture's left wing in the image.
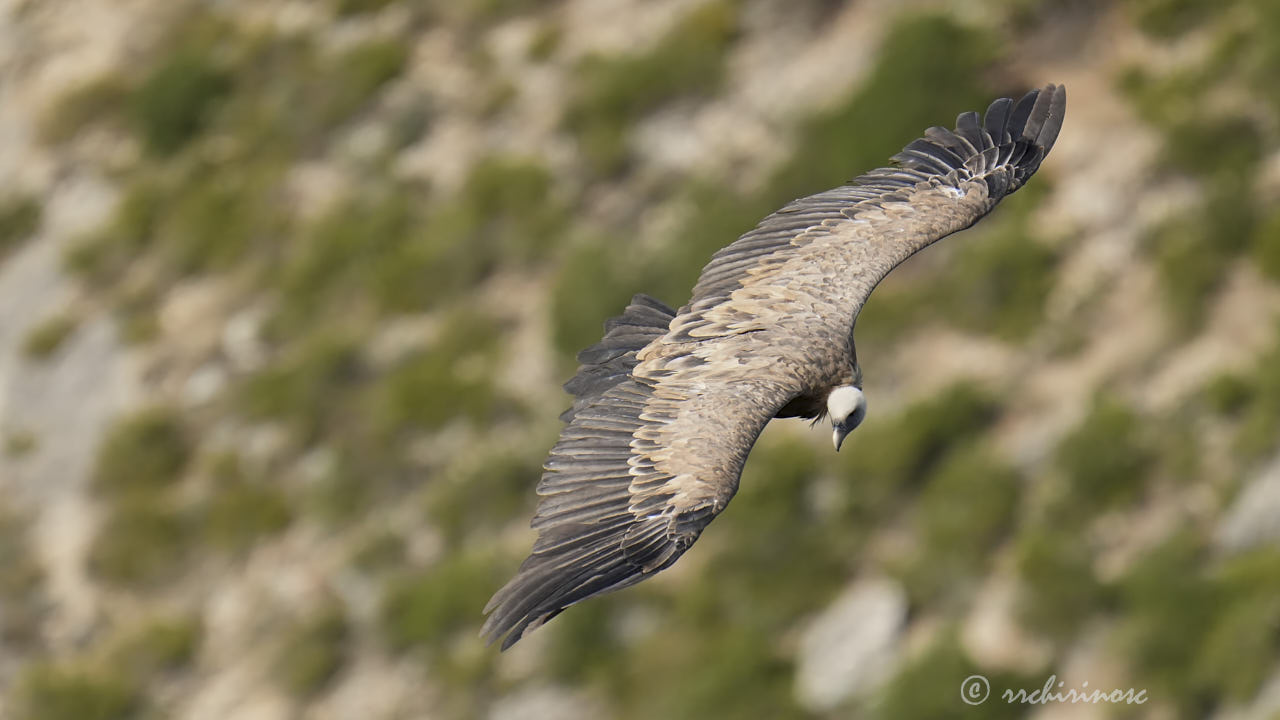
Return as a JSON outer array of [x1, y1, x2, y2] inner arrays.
[[482, 294, 797, 650]]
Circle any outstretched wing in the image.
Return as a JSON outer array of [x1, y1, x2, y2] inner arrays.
[[482, 295, 791, 650], [671, 84, 1066, 342], [482, 85, 1066, 650]]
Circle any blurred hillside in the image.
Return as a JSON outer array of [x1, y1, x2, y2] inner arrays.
[[2, 0, 1280, 718]]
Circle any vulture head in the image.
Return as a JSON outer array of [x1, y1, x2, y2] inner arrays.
[[828, 385, 866, 451]]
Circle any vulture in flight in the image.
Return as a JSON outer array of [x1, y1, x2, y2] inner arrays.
[[483, 84, 1066, 649]]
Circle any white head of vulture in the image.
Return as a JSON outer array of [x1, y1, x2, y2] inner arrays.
[[483, 84, 1066, 649]]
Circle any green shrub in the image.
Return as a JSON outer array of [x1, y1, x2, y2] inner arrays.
[[1129, 0, 1226, 38], [901, 443, 1020, 603], [276, 608, 349, 697], [1117, 532, 1213, 688], [319, 39, 407, 127], [426, 451, 538, 545], [1204, 372, 1252, 415], [370, 346, 498, 435], [550, 239, 642, 362], [368, 310, 504, 438], [628, 624, 801, 720], [238, 334, 364, 440], [387, 97, 433, 149], [1116, 67, 1260, 184], [1014, 524, 1106, 641], [543, 598, 621, 685], [23, 314, 78, 360], [132, 51, 230, 155], [109, 615, 201, 679], [874, 630, 1035, 720], [1162, 116, 1263, 181], [305, 454, 374, 525], [88, 499, 193, 588], [12, 664, 141, 720], [937, 194, 1058, 341], [1152, 412, 1203, 486], [1119, 62, 1264, 333], [67, 157, 288, 285], [711, 434, 849, 627], [275, 158, 561, 342], [1251, 208, 1280, 282], [4, 428, 38, 458], [380, 550, 503, 652], [565, 0, 738, 174], [1233, 405, 1280, 462], [332, 0, 399, 15], [38, 74, 131, 145], [1153, 212, 1233, 332], [1240, 0, 1280, 115], [114, 287, 162, 346], [1193, 548, 1280, 701], [201, 479, 292, 554], [197, 454, 292, 553], [839, 382, 1001, 518], [528, 22, 562, 61], [0, 501, 45, 647], [1054, 396, 1152, 513], [1227, 324, 1280, 460], [0, 193, 41, 255], [278, 190, 424, 327], [349, 530, 406, 573], [459, 156, 567, 266], [92, 407, 190, 498], [160, 161, 287, 275], [63, 179, 165, 285]]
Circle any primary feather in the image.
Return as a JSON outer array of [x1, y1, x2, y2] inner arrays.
[[482, 84, 1066, 650]]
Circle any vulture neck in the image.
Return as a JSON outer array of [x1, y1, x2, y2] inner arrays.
[[775, 376, 859, 422]]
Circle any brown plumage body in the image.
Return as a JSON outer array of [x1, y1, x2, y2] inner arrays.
[[483, 84, 1067, 650]]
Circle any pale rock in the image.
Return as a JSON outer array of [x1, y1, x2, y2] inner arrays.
[[222, 307, 267, 372], [313, 652, 434, 720], [159, 278, 228, 353], [489, 685, 610, 720], [183, 362, 227, 406], [793, 576, 907, 712], [1217, 451, 1280, 552], [962, 575, 1053, 671]]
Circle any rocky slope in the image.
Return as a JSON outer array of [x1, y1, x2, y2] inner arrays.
[[2, 0, 1280, 718]]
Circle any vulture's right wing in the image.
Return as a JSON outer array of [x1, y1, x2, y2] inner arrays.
[[671, 84, 1066, 343]]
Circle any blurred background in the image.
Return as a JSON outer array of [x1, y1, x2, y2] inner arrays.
[[1, 0, 1278, 718]]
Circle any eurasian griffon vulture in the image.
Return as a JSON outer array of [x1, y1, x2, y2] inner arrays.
[[483, 84, 1066, 649]]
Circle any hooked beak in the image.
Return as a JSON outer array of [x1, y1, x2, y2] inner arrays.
[[833, 426, 851, 452]]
